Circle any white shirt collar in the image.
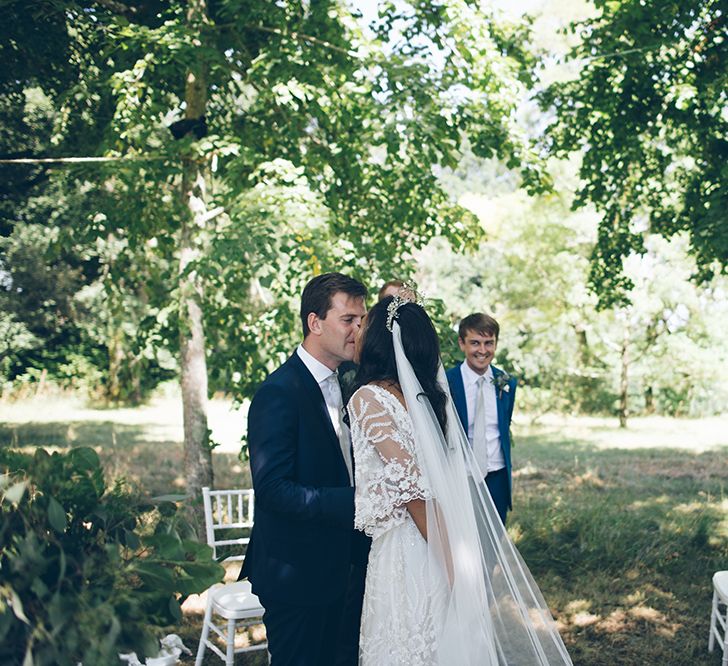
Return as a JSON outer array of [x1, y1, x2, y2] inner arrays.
[[460, 360, 493, 387], [297, 344, 336, 384]]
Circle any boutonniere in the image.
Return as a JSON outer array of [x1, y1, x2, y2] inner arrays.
[[491, 372, 511, 399], [340, 368, 356, 386], [340, 368, 357, 402]]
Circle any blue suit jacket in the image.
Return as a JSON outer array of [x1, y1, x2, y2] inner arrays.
[[240, 353, 369, 605], [445, 363, 517, 509]]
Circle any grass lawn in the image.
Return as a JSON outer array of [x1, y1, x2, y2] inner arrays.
[[511, 414, 728, 666], [1, 395, 727, 665]]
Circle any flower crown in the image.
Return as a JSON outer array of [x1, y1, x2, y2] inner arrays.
[[385, 283, 427, 332]]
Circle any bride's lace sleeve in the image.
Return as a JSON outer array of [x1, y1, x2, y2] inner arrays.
[[348, 385, 432, 538]]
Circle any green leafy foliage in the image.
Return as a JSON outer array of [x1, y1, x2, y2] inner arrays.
[[418, 155, 728, 419], [540, 0, 728, 306], [0, 81, 175, 403], [0, 446, 224, 665], [1, 0, 548, 405]]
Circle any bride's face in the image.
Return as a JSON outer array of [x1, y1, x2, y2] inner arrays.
[[353, 313, 369, 364]]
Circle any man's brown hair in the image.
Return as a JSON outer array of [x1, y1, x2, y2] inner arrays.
[[300, 273, 368, 337], [377, 279, 405, 301], [458, 313, 500, 341]]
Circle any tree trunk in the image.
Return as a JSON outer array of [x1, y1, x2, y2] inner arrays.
[[104, 234, 123, 403], [644, 385, 654, 414], [574, 322, 590, 367], [618, 320, 630, 428], [179, 0, 213, 535], [179, 220, 212, 532]]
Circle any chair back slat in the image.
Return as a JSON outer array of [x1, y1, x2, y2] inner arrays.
[[214, 537, 251, 547], [202, 487, 255, 562]]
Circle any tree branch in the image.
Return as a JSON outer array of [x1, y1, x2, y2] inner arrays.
[[198, 206, 225, 225], [254, 24, 356, 57], [93, 0, 138, 18], [214, 22, 359, 59]]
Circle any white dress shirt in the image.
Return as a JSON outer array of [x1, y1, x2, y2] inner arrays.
[[460, 361, 505, 473], [297, 345, 353, 484]]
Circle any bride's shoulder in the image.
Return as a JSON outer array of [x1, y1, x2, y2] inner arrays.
[[349, 383, 381, 405], [346, 385, 375, 422], [349, 382, 405, 412]]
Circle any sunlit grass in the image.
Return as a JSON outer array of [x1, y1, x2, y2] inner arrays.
[[0, 394, 253, 494], [2, 395, 727, 664], [512, 419, 728, 665]]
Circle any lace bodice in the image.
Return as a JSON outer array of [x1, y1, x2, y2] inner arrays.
[[348, 384, 432, 540]]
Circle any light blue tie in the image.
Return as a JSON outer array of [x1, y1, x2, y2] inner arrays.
[[473, 376, 488, 474]]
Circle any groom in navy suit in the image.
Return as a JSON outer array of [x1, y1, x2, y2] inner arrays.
[[446, 313, 517, 525], [240, 273, 370, 665]]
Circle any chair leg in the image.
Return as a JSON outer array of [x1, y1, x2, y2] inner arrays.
[[722, 604, 728, 666], [711, 590, 718, 652], [196, 597, 214, 666], [226, 617, 236, 666]]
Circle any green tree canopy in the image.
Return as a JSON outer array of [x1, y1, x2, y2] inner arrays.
[[2, 0, 547, 384], [540, 0, 727, 307], [418, 153, 728, 423]]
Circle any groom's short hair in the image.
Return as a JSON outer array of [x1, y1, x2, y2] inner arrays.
[[300, 273, 368, 337], [458, 313, 500, 342]]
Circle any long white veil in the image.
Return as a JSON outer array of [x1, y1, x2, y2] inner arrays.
[[391, 322, 572, 665]]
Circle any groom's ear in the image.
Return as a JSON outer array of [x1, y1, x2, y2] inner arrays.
[[307, 312, 323, 336]]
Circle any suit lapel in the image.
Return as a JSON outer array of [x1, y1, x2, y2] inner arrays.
[[288, 354, 340, 450], [491, 366, 508, 444], [288, 354, 352, 485], [450, 365, 468, 431]]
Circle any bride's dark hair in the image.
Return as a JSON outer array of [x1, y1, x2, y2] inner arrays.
[[352, 296, 448, 434]]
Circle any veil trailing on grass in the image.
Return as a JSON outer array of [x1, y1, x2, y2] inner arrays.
[[391, 321, 572, 665]]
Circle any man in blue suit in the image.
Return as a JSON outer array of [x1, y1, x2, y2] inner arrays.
[[446, 313, 517, 526], [240, 273, 370, 665]]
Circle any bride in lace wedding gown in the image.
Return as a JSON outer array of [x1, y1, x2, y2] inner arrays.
[[347, 290, 572, 666], [349, 383, 447, 664]]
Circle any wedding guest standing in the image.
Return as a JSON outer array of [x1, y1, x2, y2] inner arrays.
[[446, 313, 517, 525]]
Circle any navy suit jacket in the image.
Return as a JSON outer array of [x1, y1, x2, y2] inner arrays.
[[446, 363, 517, 509], [240, 353, 369, 606]]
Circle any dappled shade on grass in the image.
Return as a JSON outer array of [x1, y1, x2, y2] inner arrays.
[[511, 429, 728, 666], [0, 420, 252, 496], [2, 401, 727, 665]]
